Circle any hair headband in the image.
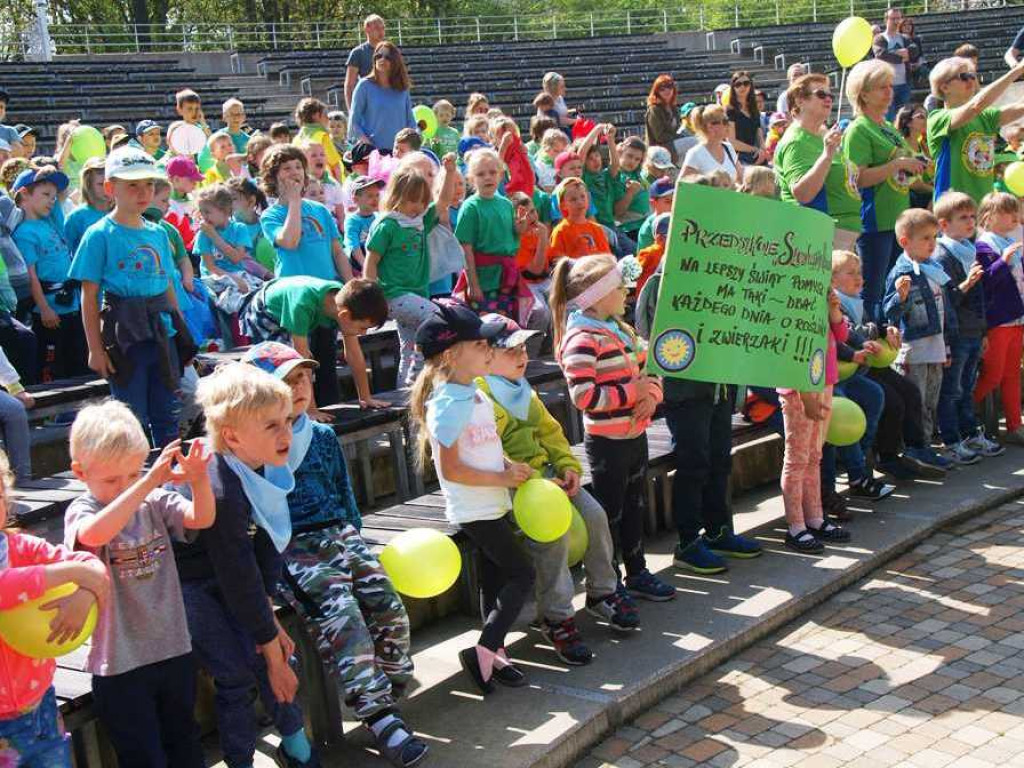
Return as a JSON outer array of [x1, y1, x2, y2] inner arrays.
[[570, 256, 643, 311]]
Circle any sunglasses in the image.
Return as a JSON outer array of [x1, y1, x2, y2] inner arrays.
[[734, 80, 752, 87], [951, 71, 977, 83], [813, 89, 834, 101], [658, 83, 676, 91], [704, 118, 726, 126], [374, 52, 394, 62]]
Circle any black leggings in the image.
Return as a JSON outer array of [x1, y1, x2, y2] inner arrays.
[[461, 515, 534, 651], [309, 325, 341, 406], [585, 432, 648, 578], [870, 367, 926, 459], [32, 311, 88, 382]]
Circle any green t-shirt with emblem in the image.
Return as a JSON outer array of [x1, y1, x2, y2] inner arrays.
[[842, 116, 914, 233], [263, 276, 344, 336], [927, 107, 1002, 205], [776, 124, 862, 233], [366, 204, 439, 300], [428, 125, 461, 160]]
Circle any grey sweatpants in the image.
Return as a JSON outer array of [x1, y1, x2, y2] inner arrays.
[[901, 361, 943, 444]]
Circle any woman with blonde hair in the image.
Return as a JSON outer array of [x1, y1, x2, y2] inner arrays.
[[681, 104, 742, 185]]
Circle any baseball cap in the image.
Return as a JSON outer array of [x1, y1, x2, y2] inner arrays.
[[481, 313, 540, 349], [343, 141, 376, 170], [649, 176, 675, 199], [647, 146, 676, 170], [352, 176, 384, 194], [105, 145, 164, 181], [11, 167, 69, 195], [135, 120, 161, 137], [769, 111, 789, 126], [415, 302, 505, 359], [653, 212, 672, 237], [241, 341, 318, 380], [554, 150, 581, 174], [164, 155, 204, 181], [14, 124, 36, 139], [457, 136, 490, 157]]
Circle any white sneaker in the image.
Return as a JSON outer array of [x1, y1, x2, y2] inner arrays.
[[943, 441, 981, 465], [965, 429, 1005, 457]]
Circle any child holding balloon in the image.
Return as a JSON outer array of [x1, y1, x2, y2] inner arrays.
[[409, 302, 535, 694], [0, 449, 107, 767], [550, 253, 675, 601]]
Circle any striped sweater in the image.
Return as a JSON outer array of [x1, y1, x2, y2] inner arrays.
[[559, 323, 664, 439]]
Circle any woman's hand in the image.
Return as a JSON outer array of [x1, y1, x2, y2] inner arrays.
[[823, 125, 843, 157]]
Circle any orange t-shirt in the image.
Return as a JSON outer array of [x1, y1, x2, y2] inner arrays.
[[636, 243, 664, 295], [515, 228, 541, 274], [547, 219, 611, 268]]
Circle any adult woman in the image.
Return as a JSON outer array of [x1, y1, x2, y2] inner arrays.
[[348, 41, 416, 151], [465, 92, 490, 117], [726, 71, 765, 164], [895, 104, 935, 209], [681, 104, 743, 185], [927, 55, 1024, 204], [541, 72, 579, 130], [841, 59, 926, 325], [644, 75, 685, 164], [899, 17, 928, 87], [774, 73, 861, 249]]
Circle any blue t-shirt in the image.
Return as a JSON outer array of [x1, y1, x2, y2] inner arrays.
[[69, 216, 175, 299], [343, 211, 376, 258], [260, 199, 341, 280], [1013, 26, 1024, 53], [65, 205, 107, 256], [348, 78, 417, 151], [13, 214, 79, 315], [194, 220, 254, 275]]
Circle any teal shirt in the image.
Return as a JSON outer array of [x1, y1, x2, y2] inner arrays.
[[194, 220, 254, 275], [69, 215, 175, 299], [14, 213, 79, 315], [260, 200, 341, 280], [65, 205, 107, 256]]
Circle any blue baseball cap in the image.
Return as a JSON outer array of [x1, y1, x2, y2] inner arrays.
[[415, 301, 504, 359], [649, 176, 675, 199], [457, 136, 490, 157], [11, 167, 69, 195], [135, 120, 161, 137]]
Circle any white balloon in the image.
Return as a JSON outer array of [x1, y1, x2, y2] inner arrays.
[[168, 122, 207, 155]]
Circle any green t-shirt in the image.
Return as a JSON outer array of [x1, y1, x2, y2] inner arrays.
[[582, 167, 618, 228], [532, 189, 554, 225], [455, 194, 519, 256], [428, 125, 461, 159], [263, 276, 343, 336], [636, 214, 655, 251], [927, 107, 1002, 204], [617, 168, 650, 234], [525, 140, 541, 158], [776, 124, 861, 233], [842, 116, 914, 233], [366, 204, 439, 300]]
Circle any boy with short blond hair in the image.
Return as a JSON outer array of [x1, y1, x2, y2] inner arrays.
[[428, 99, 460, 158], [221, 97, 249, 154], [392, 127, 422, 158]]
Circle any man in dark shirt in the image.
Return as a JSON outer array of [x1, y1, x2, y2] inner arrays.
[[345, 14, 387, 110]]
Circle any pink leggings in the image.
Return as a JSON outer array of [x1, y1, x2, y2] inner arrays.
[[780, 386, 834, 529]]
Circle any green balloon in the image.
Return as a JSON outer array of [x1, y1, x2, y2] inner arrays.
[[865, 340, 899, 368], [566, 507, 588, 567], [379, 529, 462, 599], [514, 479, 572, 543], [837, 360, 858, 382], [827, 397, 867, 447], [69, 125, 106, 163]]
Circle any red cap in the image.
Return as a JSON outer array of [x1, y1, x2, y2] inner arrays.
[[554, 151, 581, 174], [165, 156, 203, 181]]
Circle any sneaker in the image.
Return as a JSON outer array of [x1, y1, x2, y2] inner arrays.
[[847, 476, 896, 501], [876, 456, 923, 480], [586, 591, 641, 631], [942, 441, 981, 466], [539, 618, 593, 665], [785, 529, 825, 553], [624, 569, 676, 601], [965, 429, 1005, 457], [822, 489, 850, 521], [275, 744, 321, 768], [1004, 427, 1024, 446], [673, 539, 728, 574], [705, 527, 763, 559], [806, 519, 851, 543], [903, 446, 953, 473]]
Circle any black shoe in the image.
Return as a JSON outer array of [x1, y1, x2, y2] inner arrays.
[[847, 476, 895, 501], [458, 648, 495, 694], [492, 663, 528, 687], [822, 489, 849, 521], [876, 456, 919, 480], [785, 529, 825, 553], [807, 519, 851, 542]]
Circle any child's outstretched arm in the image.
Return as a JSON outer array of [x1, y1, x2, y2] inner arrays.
[[175, 440, 215, 529], [331, 238, 354, 282], [577, 123, 605, 161], [341, 333, 388, 409], [435, 153, 458, 209], [605, 125, 620, 176]]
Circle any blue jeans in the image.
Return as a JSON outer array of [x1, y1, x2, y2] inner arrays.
[[937, 336, 983, 445], [0, 687, 70, 767], [181, 578, 305, 768], [108, 341, 181, 448], [856, 230, 900, 326], [823, 372, 885, 489], [0, 390, 31, 483], [888, 83, 912, 121]]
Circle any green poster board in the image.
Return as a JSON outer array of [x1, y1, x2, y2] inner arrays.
[[646, 183, 835, 391]]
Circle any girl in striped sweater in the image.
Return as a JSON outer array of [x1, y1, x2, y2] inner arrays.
[[550, 254, 675, 602]]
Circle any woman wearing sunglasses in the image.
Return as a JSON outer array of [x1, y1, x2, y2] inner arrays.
[[644, 75, 685, 164], [681, 104, 743, 185], [895, 105, 934, 210], [726, 71, 766, 165], [348, 41, 417, 152], [926, 55, 1024, 204]]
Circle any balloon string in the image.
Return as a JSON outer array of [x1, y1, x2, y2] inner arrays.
[[835, 68, 848, 124]]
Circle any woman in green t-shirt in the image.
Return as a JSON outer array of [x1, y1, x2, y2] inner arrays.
[[841, 60, 927, 324], [774, 73, 861, 246]]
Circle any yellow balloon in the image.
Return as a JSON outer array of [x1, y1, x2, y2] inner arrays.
[[379, 529, 462, 599], [827, 397, 867, 447], [865, 339, 899, 368], [833, 16, 874, 68], [1005, 161, 1024, 197], [513, 478, 572, 543], [837, 360, 859, 381], [0, 583, 97, 659], [413, 105, 438, 141], [566, 507, 588, 567]]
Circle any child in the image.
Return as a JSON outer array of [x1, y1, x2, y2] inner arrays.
[[934, 191, 1002, 460], [65, 401, 211, 766], [69, 145, 195, 447], [0, 449, 107, 766], [479, 315, 636, 665], [779, 289, 851, 552], [327, 110, 348, 155], [512, 192, 549, 285], [409, 302, 534, 693], [11, 166, 89, 381], [615, 135, 651, 244], [165, 155, 203, 253], [635, 176, 673, 251], [226, 175, 277, 273], [739, 166, 778, 198], [0, 346, 33, 484], [246, 132, 274, 178], [222, 97, 250, 154], [202, 131, 241, 186], [241, 275, 389, 410], [883, 209, 958, 465], [299, 140, 345, 227], [176, 363, 320, 768], [242, 342, 427, 767], [636, 212, 669, 294], [194, 183, 267, 287], [294, 97, 342, 181], [260, 144, 351, 282], [393, 127, 422, 159], [579, 123, 621, 231], [973, 192, 1024, 444], [365, 157, 458, 384], [547, 178, 611, 262], [65, 158, 111, 254], [428, 100, 460, 159], [550, 254, 674, 600], [344, 176, 382, 275], [535, 128, 569, 192], [270, 122, 293, 144], [525, 115, 558, 159], [463, 115, 491, 142], [166, 89, 208, 162]]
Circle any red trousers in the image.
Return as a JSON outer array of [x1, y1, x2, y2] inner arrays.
[[973, 325, 1024, 431]]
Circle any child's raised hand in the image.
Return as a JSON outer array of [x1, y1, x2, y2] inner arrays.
[[171, 439, 212, 485], [827, 289, 841, 319], [43, 585, 98, 645], [895, 275, 912, 302], [625, 178, 644, 196], [441, 153, 457, 172], [502, 461, 533, 488], [963, 262, 984, 291], [852, 349, 869, 365], [605, 124, 617, 141], [146, 439, 183, 486], [886, 325, 902, 348], [278, 176, 303, 203], [1002, 241, 1023, 264]]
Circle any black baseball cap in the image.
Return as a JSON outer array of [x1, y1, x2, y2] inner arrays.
[[343, 141, 376, 170], [416, 302, 505, 359]]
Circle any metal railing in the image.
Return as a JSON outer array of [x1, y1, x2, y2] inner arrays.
[[2, 0, 1015, 58]]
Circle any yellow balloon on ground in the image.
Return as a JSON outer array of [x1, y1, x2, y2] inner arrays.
[[827, 397, 867, 447], [833, 17, 873, 68], [380, 529, 462, 599], [865, 340, 899, 368], [514, 478, 572, 543], [0, 583, 97, 659], [1005, 161, 1024, 197], [566, 507, 588, 567], [837, 360, 859, 382], [413, 105, 439, 141], [69, 126, 106, 163]]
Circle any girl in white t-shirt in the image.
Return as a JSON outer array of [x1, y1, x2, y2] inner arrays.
[[409, 302, 535, 695], [682, 104, 744, 186]]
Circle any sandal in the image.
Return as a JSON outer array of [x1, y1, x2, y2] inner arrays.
[[785, 529, 824, 553], [374, 717, 430, 768], [458, 647, 495, 694], [807, 520, 851, 543]]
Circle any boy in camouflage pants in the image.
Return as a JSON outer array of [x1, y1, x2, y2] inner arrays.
[[242, 343, 428, 768]]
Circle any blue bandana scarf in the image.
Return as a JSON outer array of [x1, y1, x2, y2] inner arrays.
[[288, 413, 315, 471], [938, 235, 977, 274], [427, 381, 478, 448], [837, 290, 864, 325], [222, 454, 295, 553], [898, 253, 950, 287], [978, 232, 1020, 268], [567, 309, 634, 348], [484, 375, 532, 420]]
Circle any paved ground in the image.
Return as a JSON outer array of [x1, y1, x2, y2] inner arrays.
[[575, 500, 1024, 768]]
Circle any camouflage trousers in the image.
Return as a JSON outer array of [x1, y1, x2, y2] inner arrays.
[[281, 524, 413, 720]]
